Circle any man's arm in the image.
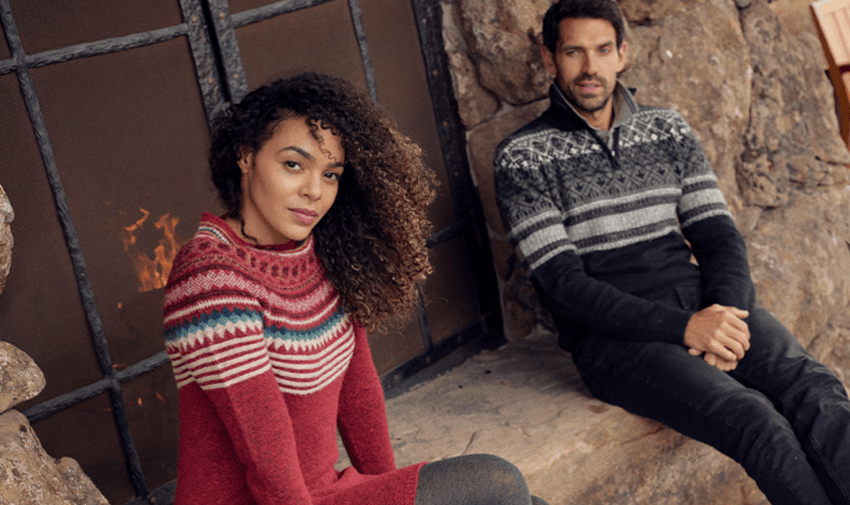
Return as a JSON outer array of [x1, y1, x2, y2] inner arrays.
[[674, 112, 756, 313], [673, 113, 756, 367]]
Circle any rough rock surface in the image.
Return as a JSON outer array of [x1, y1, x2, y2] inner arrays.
[[451, 0, 553, 107], [340, 338, 767, 505], [0, 341, 46, 414], [0, 409, 109, 505], [0, 183, 13, 297]]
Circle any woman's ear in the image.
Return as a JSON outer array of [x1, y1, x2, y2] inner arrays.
[[237, 146, 253, 174]]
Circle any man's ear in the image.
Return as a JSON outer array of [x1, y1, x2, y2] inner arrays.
[[541, 45, 557, 77], [236, 146, 253, 174], [617, 41, 628, 72]]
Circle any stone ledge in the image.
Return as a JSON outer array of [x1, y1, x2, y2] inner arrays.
[[344, 335, 769, 505]]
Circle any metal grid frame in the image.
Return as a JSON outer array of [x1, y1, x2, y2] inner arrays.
[[0, 0, 502, 502]]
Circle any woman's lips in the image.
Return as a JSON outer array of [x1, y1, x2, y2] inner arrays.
[[291, 208, 318, 225]]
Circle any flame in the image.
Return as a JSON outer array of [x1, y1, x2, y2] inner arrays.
[[122, 208, 181, 292]]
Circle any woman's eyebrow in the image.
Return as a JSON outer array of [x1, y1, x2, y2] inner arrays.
[[281, 145, 345, 168], [280, 145, 313, 160]]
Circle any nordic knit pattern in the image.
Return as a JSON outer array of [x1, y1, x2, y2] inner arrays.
[[164, 213, 423, 505], [494, 84, 755, 349], [495, 93, 729, 271]]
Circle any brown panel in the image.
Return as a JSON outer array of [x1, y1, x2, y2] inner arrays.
[[11, 0, 183, 54], [422, 237, 479, 344], [123, 365, 180, 494], [368, 309, 425, 376], [29, 38, 217, 367], [360, 0, 456, 230], [30, 393, 132, 504], [235, 1, 369, 93], [0, 74, 104, 404], [0, 25, 9, 59]]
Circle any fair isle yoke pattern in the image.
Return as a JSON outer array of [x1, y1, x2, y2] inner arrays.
[[164, 217, 355, 395], [495, 107, 731, 272]]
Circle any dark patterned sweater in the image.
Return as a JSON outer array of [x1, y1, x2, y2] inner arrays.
[[494, 84, 756, 351], [163, 213, 423, 505]]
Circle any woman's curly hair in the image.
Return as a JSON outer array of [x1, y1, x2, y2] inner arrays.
[[209, 72, 437, 330]]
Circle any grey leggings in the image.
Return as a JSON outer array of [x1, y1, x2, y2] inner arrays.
[[415, 454, 549, 505]]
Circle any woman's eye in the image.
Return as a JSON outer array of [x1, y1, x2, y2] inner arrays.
[[284, 161, 302, 171], [324, 172, 342, 181]]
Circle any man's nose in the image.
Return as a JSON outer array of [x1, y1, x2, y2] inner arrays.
[[583, 54, 599, 75]]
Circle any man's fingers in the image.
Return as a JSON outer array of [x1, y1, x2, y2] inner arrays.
[[702, 352, 738, 372], [713, 342, 740, 361]]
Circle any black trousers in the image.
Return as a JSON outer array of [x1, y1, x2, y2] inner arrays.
[[572, 305, 850, 505]]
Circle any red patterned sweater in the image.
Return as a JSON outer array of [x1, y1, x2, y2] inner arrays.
[[163, 213, 424, 505]]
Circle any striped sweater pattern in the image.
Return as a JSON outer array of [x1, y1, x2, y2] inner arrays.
[[494, 103, 731, 272], [164, 215, 354, 396]]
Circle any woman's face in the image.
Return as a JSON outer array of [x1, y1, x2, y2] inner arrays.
[[235, 116, 345, 245]]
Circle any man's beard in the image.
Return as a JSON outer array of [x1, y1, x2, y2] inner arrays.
[[563, 74, 614, 114]]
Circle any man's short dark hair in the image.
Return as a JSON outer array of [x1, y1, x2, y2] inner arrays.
[[542, 0, 625, 53]]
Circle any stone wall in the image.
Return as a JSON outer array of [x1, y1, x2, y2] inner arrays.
[[443, 0, 850, 388], [0, 184, 109, 505]]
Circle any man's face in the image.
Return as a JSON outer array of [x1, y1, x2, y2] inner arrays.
[[542, 17, 626, 126]]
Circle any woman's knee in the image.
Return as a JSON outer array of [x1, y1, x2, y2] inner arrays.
[[416, 454, 532, 505]]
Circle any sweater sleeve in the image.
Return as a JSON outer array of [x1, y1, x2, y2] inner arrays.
[[493, 136, 692, 344], [164, 259, 314, 505], [673, 114, 756, 313], [336, 324, 397, 475]]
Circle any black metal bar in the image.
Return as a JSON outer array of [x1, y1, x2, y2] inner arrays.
[[110, 380, 150, 499], [0, 57, 14, 75], [415, 288, 433, 352], [125, 480, 176, 505], [0, 26, 189, 77], [23, 350, 170, 423], [230, 0, 334, 28], [178, 0, 229, 126], [207, 0, 249, 102], [426, 212, 470, 248], [347, 0, 379, 104], [27, 25, 189, 68], [23, 379, 113, 423], [0, 25, 189, 76]]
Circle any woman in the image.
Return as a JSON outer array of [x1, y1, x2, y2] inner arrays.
[[163, 73, 547, 505]]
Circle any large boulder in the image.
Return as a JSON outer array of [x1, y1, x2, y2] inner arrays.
[[0, 409, 109, 505], [0, 341, 46, 414]]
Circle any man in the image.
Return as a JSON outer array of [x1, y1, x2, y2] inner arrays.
[[493, 1, 850, 504]]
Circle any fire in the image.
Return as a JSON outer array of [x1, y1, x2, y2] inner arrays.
[[122, 208, 181, 292]]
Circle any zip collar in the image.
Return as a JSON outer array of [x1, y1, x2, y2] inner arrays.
[[545, 81, 639, 167]]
